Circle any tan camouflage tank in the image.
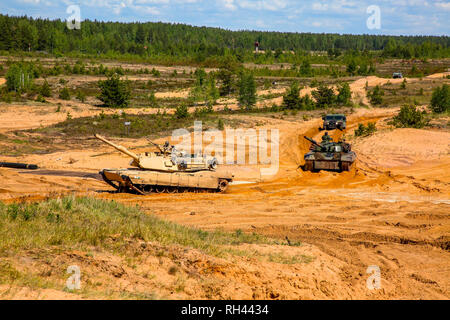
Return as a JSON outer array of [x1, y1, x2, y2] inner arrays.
[[95, 134, 233, 194]]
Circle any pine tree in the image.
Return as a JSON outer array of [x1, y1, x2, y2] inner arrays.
[[282, 82, 301, 109], [97, 74, 131, 108], [368, 85, 384, 105], [40, 80, 51, 97], [336, 82, 351, 106], [299, 60, 312, 76], [346, 60, 357, 75], [59, 87, 71, 100], [206, 75, 219, 105], [312, 83, 336, 109], [431, 84, 449, 113], [238, 72, 256, 109], [135, 24, 146, 44], [217, 69, 234, 96]]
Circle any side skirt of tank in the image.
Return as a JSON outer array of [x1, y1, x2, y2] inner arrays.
[[99, 170, 231, 194]]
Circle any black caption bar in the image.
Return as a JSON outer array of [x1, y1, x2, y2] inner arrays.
[[0, 300, 445, 319]]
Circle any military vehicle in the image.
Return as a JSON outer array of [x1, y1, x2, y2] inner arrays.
[[393, 72, 403, 79], [303, 134, 356, 172], [95, 134, 233, 194], [321, 114, 347, 131]]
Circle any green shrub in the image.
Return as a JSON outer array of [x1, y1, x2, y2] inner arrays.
[[97, 74, 131, 108], [400, 79, 407, 89], [40, 80, 51, 97], [174, 104, 189, 119], [59, 87, 71, 100], [354, 122, 377, 137], [346, 59, 357, 75], [217, 69, 235, 96], [151, 68, 161, 77], [312, 83, 335, 109], [392, 105, 428, 128], [310, 79, 319, 88], [76, 90, 86, 103], [430, 84, 449, 113], [35, 94, 46, 103], [238, 71, 256, 110], [147, 91, 158, 108], [336, 82, 351, 106], [282, 82, 301, 110], [368, 85, 384, 105], [218, 118, 224, 130]]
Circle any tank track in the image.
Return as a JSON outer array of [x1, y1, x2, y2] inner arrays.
[[100, 171, 229, 195]]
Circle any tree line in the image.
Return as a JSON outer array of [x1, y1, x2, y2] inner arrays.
[[0, 14, 449, 65]]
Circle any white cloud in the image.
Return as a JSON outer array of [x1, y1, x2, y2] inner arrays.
[[135, 5, 161, 14], [238, 0, 288, 11], [18, 0, 53, 5], [312, 3, 328, 11], [435, 2, 450, 10], [221, 0, 237, 10]]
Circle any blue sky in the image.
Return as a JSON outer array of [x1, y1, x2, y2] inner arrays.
[[1, 0, 449, 36]]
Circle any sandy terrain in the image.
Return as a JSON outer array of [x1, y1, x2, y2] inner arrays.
[[0, 99, 449, 299], [0, 70, 449, 299], [351, 72, 450, 105]]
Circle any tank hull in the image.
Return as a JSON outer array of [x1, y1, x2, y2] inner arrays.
[[304, 151, 356, 172], [100, 169, 233, 194]]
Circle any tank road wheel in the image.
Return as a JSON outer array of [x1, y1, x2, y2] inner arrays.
[[304, 160, 314, 172], [139, 185, 153, 195], [341, 162, 351, 172], [155, 186, 167, 193], [218, 179, 229, 193], [167, 187, 178, 194]]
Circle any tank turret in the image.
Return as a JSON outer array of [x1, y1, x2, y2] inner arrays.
[[303, 134, 356, 172], [95, 134, 217, 172]]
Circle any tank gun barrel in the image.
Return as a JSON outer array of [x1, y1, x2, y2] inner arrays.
[[95, 134, 140, 161], [0, 162, 38, 170], [304, 136, 321, 148]]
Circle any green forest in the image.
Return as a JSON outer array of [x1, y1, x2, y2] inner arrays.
[[0, 14, 449, 66]]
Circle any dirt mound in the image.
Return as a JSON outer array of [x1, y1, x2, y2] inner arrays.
[[354, 128, 450, 168]]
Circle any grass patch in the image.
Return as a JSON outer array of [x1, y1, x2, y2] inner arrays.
[[0, 135, 55, 156], [0, 197, 278, 258], [267, 253, 313, 265], [0, 260, 57, 291], [30, 113, 245, 139]]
